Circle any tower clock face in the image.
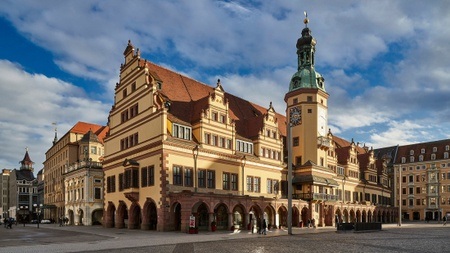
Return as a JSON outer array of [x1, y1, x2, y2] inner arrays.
[[290, 106, 301, 126], [318, 106, 328, 136]]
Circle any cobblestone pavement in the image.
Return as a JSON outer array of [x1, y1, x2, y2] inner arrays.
[[0, 222, 449, 253]]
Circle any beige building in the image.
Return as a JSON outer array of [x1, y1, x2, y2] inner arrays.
[[64, 129, 106, 225], [393, 140, 450, 221], [103, 18, 394, 233], [43, 122, 108, 223]]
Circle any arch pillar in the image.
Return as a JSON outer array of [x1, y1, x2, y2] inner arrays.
[[245, 213, 250, 230], [228, 212, 233, 231], [208, 212, 214, 231]]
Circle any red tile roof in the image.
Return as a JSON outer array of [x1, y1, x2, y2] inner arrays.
[[70, 122, 109, 143], [144, 61, 286, 139]]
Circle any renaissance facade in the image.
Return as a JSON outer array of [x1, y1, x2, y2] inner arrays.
[[43, 122, 108, 225], [103, 18, 395, 233]]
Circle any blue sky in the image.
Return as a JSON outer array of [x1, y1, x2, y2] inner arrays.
[[1, 0, 450, 172]]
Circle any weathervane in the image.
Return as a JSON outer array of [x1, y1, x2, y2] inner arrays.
[[303, 11, 309, 27]]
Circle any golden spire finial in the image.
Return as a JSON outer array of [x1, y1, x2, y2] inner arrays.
[[303, 11, 309, 27]]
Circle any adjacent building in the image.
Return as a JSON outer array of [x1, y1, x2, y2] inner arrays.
[[103, 17, 394, 233], [43, 122, 108, 224], [8, 149, 38, 223], [0, 169, 11, 219], [391, 140, 450, 221]]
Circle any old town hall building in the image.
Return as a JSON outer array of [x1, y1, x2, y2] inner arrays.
[[102, 20, 396, 232]]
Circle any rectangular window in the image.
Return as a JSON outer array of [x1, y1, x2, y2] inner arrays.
[[226, 139, 232, 149], [254, 177, 260, 193], [141, 166, 155, 187], [141, 167, 148, 187], [173, 124, 192, 140], [94, 187, 101, 199], [267, 179, 273, 194], [236, 140, 253, 154], [246, 176, 253, 192], [198, 169, 206, 188], [184, 167, 193, 187], [132, 168, 139, 188], [204, 133, 211, 145], [207, 170, 215, 189], [119, 173, 124, 191], [148, 166, 154, 186], [293, 137, 299, 147], [212, 111, 218, 121], [220, 114, 226, 123], [107, 176, 116, 193], [173, 165, 183, 185], [231, 173, 238, 191], [223, 172, 230, 190]]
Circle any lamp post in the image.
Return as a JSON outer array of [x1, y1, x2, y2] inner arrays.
[[18, 206, 28, 227], [397, 166, 402, 226], [193, 145, 199, 192], [33, 204, 43, 228], [287, 105, 301, 235], [241, 156, 246, 196]]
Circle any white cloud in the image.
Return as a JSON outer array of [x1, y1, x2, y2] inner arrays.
[[1, 0, 450, 169], [368, 120, 427, 147], [0, 60, 110, 170]]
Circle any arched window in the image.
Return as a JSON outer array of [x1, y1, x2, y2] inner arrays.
[[421, 148, 425, 154], [410, 150, 414, 155], [433, 147, 437, 152], [431, 154, 436, 160], [419, 155, 424, 162], [410, 156, 415, 163], [444, 152, 449, 159]]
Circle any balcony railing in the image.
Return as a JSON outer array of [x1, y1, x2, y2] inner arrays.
[[317, 136, 331, 149], [292, 193, 339, 201], [66, 161, 103, 173]]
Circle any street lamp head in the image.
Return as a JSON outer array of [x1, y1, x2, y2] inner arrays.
[[192, 145, 199, 157], [241, 155, 247, 166]]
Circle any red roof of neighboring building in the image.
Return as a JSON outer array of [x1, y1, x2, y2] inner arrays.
[[70, 122, 109, 143]]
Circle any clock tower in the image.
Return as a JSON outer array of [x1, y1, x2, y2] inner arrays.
[[285, 13, 330, 168]]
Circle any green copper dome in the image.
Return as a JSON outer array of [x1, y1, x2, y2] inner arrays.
[[288, 23, 326, 92], [289, 68, 325, 91]]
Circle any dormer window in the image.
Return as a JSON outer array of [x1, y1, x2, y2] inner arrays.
[[410, 150, 414, 155], [236, 140, 253, 154], [433, 147, 437, 152], [173, 123, 191, 140], [421, 148, 425, 154]]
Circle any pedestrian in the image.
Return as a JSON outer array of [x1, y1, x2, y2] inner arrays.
[[312, 218, 316, 228], [262, 219, 267, 235], [307, 218, 311, 228], [59, 216, 63, 227], [443, 216, 447, 226], [3, 218, 6, 228], [7, 218, 12, 229]]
